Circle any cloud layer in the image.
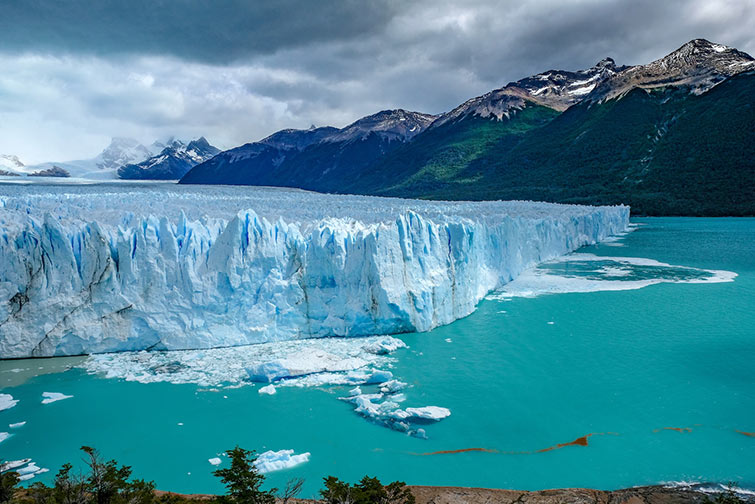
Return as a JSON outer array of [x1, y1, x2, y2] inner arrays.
[[0, 0, 753, 163]]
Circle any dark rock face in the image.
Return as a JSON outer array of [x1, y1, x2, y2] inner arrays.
[[29, 166, 70, 177]]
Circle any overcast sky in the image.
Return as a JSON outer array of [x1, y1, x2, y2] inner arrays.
[[1, 0, 753, 163]]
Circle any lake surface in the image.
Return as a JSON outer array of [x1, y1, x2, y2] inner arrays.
[[1, 217, 753, 497]]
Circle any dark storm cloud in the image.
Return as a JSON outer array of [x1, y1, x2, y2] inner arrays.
[[0, 0, 753, 163], [0, 0, 400, 63]]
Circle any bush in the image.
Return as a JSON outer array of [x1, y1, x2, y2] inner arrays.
[[320, 475, 414, 504]]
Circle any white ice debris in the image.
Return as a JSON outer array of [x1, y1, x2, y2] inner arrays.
[[9, 422, 26, 428], [489, 253, 737, 299], [41, 392, 73, 404], [0, 432, 10, 443], [340, 392, 450, 438], [0, 185, 628, 357], [254, 449, 310, 474], [81, 335, 406, 388], [0, 394, 18, 411], [0, 459, 31, 471], [208, 457, 222, 466], [258, 384, 276, 395]]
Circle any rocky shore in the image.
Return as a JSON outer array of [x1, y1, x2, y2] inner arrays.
[[155, 484, 724, 504]]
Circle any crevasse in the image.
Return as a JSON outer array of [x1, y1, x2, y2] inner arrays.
[[0, 186, 628, 358]]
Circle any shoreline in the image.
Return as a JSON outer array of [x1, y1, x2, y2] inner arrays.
[[154, 484, 745, 503]]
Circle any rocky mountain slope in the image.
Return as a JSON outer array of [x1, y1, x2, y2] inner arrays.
[[117, 137, 220, 180], [180, 110, 436, 188]]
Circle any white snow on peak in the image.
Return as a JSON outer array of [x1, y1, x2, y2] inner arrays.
[[0, 184, 628, 357]]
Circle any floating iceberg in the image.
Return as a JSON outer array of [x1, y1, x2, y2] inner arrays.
[[258, 384, 276, 395], [340, 391, 449, 438], [0, 185, 628, 357], [0, 432, 10, 443], [9, 421, 26, 429], [208, 457, 222, 466], [254, 449, 310, 473], [0, 393, 18, 411], [41, 392, 73, 404]]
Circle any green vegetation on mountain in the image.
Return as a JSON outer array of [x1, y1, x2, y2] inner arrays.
[[365, 72, 755, 216], [344, 105, 559, 197]]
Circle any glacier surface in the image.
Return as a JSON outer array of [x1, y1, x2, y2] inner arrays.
[[0, 184, 628, 358]]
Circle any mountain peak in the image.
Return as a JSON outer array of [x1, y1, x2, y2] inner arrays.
[[587, 39, 754, 101], [325, 109, 438, 143]]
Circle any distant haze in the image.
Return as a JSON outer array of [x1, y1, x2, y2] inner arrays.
[[0, 0, 753, 163]]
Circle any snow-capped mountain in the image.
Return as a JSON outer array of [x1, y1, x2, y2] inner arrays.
[[0, 154, 25, 175], [324, 109, 438, 143], [117, 137, 220, 180], [95, 137, 157, 171], [27, 137, 162, 179], [431, 58, 625, 128], [587, 39, 755, 102]]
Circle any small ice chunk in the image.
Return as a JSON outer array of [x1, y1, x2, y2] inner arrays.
[[399, 406, 451, 421], [254, 449, 310, 474], [0, 459, 31, 471], [41, 392, 73, 404], [362, 337, 407, 355], [364, 370, 393, 384], [259, 384, 276, 395], [445, 338, 452, 343], [208, 457, 222, 466], [547, 321, 555, 325], [379, 380, 407, 394], [0, 432, 10, 443], [17, 463, 41, 475], [0, 394, 18, 411], [349, 386, 362, 396], [9, 422, 26, 429]]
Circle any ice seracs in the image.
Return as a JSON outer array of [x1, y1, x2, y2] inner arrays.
[[0, 185, 628, 358]]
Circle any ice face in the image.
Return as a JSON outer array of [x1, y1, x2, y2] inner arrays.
[[0, 184, 629, 357]]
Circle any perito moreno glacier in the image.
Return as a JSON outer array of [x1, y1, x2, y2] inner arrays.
[[0, 184, 628, 358]]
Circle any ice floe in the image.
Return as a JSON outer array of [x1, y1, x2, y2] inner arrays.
[[208, 457, 222, 466], [81, 335, 406, 388], [0, 432, 10, 443], [0, 459, 49, 481], [340, 392, 450, 438], [41, 392, 73, 404], [254, 449, 310, 473], [9, 422, 26, 429], [258, 384, 276, 395], [488, 253, 737, 299], [0, 393, 18, 411]]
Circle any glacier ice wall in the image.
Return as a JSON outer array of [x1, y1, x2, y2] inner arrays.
[[0, 185, 629, 357]]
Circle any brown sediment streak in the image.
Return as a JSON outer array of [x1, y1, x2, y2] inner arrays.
[[416, 432, 617, 456], [736, 430, 755, 437], [420, 448, 499, 455], [653, 427, 692, 433]]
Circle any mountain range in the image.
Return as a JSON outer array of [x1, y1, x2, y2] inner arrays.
[[180, 39, 755, 216], [1, 137, 220, 180]]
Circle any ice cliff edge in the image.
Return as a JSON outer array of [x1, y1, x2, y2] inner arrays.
[[0, 187, 629, 357]]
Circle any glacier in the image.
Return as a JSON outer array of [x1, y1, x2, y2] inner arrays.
[[0, 184, 629, 358]]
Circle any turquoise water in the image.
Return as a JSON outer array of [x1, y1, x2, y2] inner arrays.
[[1, 218, 754, 496]]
